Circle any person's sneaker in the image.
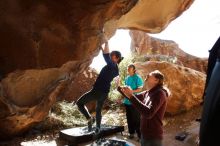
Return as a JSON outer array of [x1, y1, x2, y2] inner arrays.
[[92, 127, 101, 139], [95, 127, 101, 134], [88, 117, 95, 132], [128, 134, 134, 139]]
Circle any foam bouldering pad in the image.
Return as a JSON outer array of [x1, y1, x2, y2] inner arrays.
[[59, 125, 124, 145]]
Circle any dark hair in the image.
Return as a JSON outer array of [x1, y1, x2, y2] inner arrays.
[[128, 64, 136, 72], [110, 51, 123, 64]]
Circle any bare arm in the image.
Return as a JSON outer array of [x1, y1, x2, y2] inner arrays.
[[100, 35, 109, 54], [101, 42, 109, 54], [101, 41, 116, 66]]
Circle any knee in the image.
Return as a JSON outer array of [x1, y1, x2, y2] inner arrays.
[[96, 104, 102, 110]]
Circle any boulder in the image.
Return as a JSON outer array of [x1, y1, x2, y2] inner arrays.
[[0, 0, 193, 76], [62, 67, 98, 111], [130, 30, 208, 73], [0, 0, 194, 138], [135, 61, 205, 115], [0, 0, 137, 76], [0, 68, 67, 139], [118, 0, 194, 33]]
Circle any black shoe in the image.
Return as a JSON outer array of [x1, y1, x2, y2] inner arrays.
[[88, 117, 95, 132], [92, 128, 101, 140], [95, 127, 101, 134]]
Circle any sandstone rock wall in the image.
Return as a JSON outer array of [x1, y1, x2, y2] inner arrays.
[[62, 68, 98, 101], [130, 30, 208, 73], [0, 67, 67, 138], [0, 0, 138, 76], [0, 0, 137, 138], [118, 0, 194, 33], [61, 67, 98, 111], [135, 61, 205, 115], [0, 0, 194, 138]]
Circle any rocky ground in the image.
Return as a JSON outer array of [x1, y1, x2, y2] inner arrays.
[[0, 102, 201, 146]]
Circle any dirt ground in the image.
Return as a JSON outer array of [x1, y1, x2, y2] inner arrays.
[[0, 106, 202, 146], [163, 106, 201, 146]]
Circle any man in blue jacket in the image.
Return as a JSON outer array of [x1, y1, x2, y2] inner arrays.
[[76, 40, 123, 133]]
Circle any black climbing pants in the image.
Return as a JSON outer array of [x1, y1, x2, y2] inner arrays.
[[76, 88, 108, 129]]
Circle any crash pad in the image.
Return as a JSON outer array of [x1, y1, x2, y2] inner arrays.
[[59, 125, 124, 145]]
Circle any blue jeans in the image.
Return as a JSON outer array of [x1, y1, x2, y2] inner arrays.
[[141, 136, 162, 146], [76, 88, 108, 129]]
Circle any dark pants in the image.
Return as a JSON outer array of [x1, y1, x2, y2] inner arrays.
[[76, 88, 108, 129], [141, 137, 162, 146], [125, 104, 141, 138]]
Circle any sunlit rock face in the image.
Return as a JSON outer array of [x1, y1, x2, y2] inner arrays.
[[118, 0, 194, 33], [104, 0, 194, 38], [130, 30, 206, 114], [130, 30, 208, 73], [0, 0, 194, 138], [0, 67, 67, 138], [135, 61, 205, 115]]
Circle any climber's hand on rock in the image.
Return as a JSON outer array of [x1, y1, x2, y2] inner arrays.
[[102, 39, 109, 54], [103, 34, 108, 43]]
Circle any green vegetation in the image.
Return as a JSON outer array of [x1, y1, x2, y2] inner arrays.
[[34, 101, 87, 132], [40, 57, 135, 129], [133, 53, 178, 64], [108, 53, 179, 102], [108, 55, 133, 102], [49, 101, 87, 128], [40, 53, 179, 130]]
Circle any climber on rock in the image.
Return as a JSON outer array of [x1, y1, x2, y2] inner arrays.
[[76, 36, 123, 133]]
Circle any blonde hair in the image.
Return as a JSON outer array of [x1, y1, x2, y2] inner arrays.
[[150, 70, 171, 97], [150, 70, 164, 86]]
